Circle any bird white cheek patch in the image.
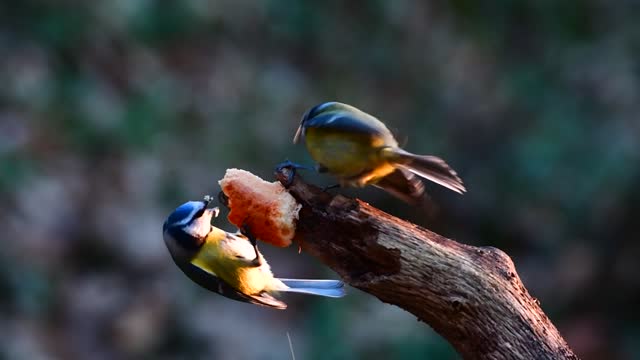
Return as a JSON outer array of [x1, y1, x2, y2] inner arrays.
[[184, 217, 213, 239]]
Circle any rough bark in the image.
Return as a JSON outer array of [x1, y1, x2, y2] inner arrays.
[[276, 168, 578, 360]]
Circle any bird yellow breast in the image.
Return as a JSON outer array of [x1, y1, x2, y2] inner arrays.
[[304, 127, 396, 183], [192, 233, 276, 295], [234, 265, 279, 294]]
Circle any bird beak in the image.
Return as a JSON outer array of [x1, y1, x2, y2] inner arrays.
[[293, 124, 303, 144]]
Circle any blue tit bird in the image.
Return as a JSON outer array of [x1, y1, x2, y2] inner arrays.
[[292, 101, 466, 203], [162, 198, 346, 309]]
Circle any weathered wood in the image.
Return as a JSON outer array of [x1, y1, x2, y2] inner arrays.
[[276, 168, 578, 360]]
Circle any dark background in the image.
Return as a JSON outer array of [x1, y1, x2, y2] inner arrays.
[[1, 1, 639, 359]]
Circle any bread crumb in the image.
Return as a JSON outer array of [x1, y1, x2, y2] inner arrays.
[[218, 169, 301, 247]]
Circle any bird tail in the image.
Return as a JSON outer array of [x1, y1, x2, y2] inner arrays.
[[277, 279, 346, 298], [382, 148, 466, 194]]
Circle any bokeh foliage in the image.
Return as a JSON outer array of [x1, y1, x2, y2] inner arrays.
[[1, 1, 639, 359]]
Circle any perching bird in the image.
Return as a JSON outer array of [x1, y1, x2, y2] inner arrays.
[[162, 198, 345, 309], [292, 101, 466, 203]]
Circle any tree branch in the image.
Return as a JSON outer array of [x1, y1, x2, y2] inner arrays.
[[276, 168, 578, 360]]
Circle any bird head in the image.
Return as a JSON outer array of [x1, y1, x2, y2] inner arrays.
[[163, 199, 220, 257], [294, 101, 351, 143]]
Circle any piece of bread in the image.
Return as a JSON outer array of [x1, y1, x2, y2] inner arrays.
[[218, 169, 301, 247]]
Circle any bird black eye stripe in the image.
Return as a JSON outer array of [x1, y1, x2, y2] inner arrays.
[[167, 226, 203, 250]]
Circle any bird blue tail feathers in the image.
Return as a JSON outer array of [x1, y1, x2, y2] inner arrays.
[[278, 279, 346, 298]]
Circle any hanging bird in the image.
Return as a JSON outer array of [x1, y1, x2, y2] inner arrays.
[[291, 101, 465, 203], [162, 198, 345, 309]]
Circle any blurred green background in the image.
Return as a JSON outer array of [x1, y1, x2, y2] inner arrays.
[[1, 1, 639, 359]]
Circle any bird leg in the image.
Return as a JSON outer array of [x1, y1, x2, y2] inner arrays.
[[274, 159, 313, 187], [240, 224, 262, 267]]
